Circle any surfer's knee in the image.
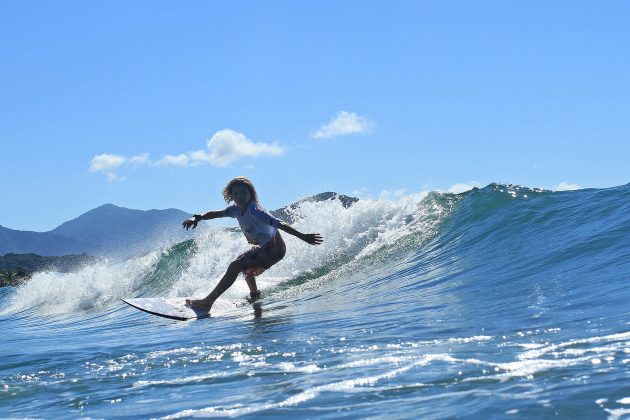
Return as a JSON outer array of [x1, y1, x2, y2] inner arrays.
[[244, 266, 265, 277], [228, 259, 245, 273]]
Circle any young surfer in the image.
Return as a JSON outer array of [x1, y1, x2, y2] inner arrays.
[[182, 176, 323, 313]]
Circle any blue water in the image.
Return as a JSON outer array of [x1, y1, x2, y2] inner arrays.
[[2, 183, 629, 418]]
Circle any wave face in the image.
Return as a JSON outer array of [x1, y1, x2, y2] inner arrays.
[[1, 184, 629, 418]]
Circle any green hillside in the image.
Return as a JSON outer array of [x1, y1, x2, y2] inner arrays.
[[0, 253, 100, 287]]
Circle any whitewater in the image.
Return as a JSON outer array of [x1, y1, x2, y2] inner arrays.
[[1, 183, 629, 418]]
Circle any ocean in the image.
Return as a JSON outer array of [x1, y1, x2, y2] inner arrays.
[[1, 183, 629, 418]]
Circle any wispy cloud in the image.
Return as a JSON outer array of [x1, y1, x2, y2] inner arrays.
[[89, 153, 127, 172], [155, 154, 190, 167], [106, 172, 126, 182], [312, 111, 375, 139], [89, 153, 146, 182], [554, 182, 582, 191], [448, 182, 481, 194], [89, 129, 283, 181], [130, 153, 150, 166], [378, 188, 428, 203], [379, 188, 408, 199]]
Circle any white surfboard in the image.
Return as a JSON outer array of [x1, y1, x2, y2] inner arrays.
[[123, 297, 209, 320]]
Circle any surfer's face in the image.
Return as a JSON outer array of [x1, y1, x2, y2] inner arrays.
[[232, 184, 251, 207]]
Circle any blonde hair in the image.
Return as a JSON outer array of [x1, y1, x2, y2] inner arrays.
[[222, 176, 259, 204]]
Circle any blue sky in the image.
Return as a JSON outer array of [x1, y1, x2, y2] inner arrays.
[[1, 1, 629, 231]]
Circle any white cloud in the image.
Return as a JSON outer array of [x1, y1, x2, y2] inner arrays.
[[156, 154, 190, 167], [194, 129, 283, 167], [312, 111, 375, 139], [153, 129, 283, 168], [448, 182, 481, 194], [130, 153, 150, 166], [379, 188, 407, 199], [106, 172, 125, 182], [89, 129, 283, 182], [555, 182, 582, 191], [89, 153, 149, 182], [351, 187, 370, 197], [89, 154, 127, 172]]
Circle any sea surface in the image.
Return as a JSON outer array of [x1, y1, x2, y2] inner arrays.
[[2, 183, 629, 418]]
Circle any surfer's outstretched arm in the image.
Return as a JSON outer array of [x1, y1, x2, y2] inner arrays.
[[278, 222, 323, 245], [182, 210, 225, 230]]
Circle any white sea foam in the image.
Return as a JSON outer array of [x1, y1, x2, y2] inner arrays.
[[1, 252, 160, 316], [606, 408, 630, 420], [162, 353, 450, 419], [277, 362, 321, 373], [133, 371, 230, 387]]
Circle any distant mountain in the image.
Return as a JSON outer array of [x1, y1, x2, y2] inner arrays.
[[0, 193, 358, 259], [0, 204, 195, 259], [0, 226, 94, 256], [50, 204, 195, 258]]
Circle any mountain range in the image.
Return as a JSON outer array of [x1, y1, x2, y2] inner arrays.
[[0, 192, 357, 259]]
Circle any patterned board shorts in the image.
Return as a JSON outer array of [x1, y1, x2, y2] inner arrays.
[[237, 233, 286, 276]]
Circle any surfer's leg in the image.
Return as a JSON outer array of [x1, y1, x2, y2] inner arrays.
[[243, 268, 266, 302], [244, 274, 260, 301], [242, 234, 285, 302], [186, 259, 244, 312]]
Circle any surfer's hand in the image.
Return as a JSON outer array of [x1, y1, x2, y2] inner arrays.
[[302, 233, 323, 245], [182, 217, 198, 230]]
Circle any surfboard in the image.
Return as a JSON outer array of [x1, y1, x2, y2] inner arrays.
[[122, 297, 209, 320]]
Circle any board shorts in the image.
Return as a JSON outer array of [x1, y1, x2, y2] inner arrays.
[[237, 232, 286, 277]]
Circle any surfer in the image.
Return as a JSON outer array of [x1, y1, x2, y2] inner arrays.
[[182, 176, 323, 313]]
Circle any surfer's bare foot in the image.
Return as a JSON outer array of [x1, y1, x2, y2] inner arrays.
[[186, 298, 212, 312]]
